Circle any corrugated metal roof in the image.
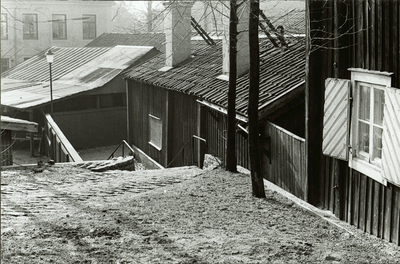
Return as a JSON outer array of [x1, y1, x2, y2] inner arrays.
[[124, 38, 305, 116], [85, 33, 166, 53], [1, 47, 112, 82], [1, 46, 158, 110]]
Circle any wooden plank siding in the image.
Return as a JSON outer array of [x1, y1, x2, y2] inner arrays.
[[262, 122, 307, 200], [200, 107, 249, 169], [167, 91, 199, 168], [1, 130, 13, 166], [128, 80, 200, 168], [309, 0, 400, 245], [128, 80, 169, 167]]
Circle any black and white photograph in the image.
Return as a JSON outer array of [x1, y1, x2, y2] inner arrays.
[[1, 0, 399, 263]]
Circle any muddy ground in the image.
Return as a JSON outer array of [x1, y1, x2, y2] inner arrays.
[[1, 165, 399, 263]]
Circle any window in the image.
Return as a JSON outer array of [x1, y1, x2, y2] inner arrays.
[[349, 69, 392, 184], [52, 14, 67, 39], [322, 69, 400, 186], [1, 58, 9, 73], [100, 93, 126, 108], [53, 95, 97, 112], [23, 14, 38, 39], [1, 13, 7, 39], [355, 83, 384, 166], [82, 14, 96, 39], [149, 114, 162, 150]]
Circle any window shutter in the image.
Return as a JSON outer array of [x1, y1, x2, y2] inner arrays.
[[382, 87, 400, 187], [322, 78, 351, 161]]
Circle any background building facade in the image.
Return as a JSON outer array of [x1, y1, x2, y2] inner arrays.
[[1, 0, 114, 71]]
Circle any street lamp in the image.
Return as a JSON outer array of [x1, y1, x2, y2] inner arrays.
[[45, 49, 54, 114]]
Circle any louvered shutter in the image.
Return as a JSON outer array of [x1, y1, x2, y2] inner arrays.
[[382, 87, 400, 187], [322, 78, 351, 161]]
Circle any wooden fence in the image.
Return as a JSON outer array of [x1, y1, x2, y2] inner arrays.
[[200, 107, 249, 169], [1, 130, 13, 166], [261, 121, 307, 200], [44, 114, 82, 163]]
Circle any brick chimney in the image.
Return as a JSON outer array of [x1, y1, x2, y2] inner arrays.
[[163, 1, 194, 68], [220, 2, 250, 78]]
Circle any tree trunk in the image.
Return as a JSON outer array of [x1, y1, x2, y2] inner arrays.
[[249, 0, 266, 198], [226, 0, 238, 172]]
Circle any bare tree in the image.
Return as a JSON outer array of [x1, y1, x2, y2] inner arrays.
[[248, 0, 265, 198], [226, 0, 238, 172]]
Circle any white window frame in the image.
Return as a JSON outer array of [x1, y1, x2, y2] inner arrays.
[[349, 68, 392, 185], [1, 13, 8, 40], [148, 114, 162, 151]]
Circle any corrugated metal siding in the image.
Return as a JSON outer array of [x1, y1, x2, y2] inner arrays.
[[382, 87, 400, 187], [322, 78, 350, 161]]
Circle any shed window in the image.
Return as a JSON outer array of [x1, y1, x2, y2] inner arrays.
[[149, 114, 162, 151], [1, 58, 9, 73], [23, 14, 38, 39], [100, 93, 126, 108], [52, 14, 67, 39], [82, 14, 96, 39], [1, 13, 7, 39], [53, 95, 97, 112]]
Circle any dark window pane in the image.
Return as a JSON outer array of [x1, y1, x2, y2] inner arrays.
[[23, 14, 38, 39], [100, 93, 126, 108], [52, 14, 67, 39], [53, 96, 96, 112], [82, 15, 96, 39]]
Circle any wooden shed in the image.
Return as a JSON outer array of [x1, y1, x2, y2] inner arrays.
[[307, 0, 400, 245], [124, 36, 305, 174], [1, 116, 38, 166], [1, 45, 159, 153]]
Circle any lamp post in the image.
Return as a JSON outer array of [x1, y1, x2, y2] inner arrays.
[[45, 49, 54, 114]]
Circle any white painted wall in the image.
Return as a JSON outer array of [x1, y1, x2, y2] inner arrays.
[[1, 0, 114, 68]]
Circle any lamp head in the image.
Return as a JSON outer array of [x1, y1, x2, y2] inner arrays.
[[45, 49, 54, 63]]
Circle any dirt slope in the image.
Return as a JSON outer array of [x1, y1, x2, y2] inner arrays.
[[1, 165, 399, 263]]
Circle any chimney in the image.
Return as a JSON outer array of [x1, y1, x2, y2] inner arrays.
[[163, 1, 194, 69], [220, 2, 250, 78]]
